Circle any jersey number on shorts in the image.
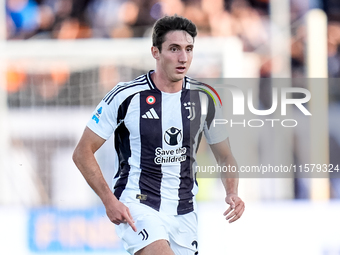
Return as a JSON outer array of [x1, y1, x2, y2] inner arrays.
[[138, 229, 149, 241], [191, 240, 198, 254]]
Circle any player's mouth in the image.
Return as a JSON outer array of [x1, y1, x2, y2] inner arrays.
[[176, 66, 186, 73]]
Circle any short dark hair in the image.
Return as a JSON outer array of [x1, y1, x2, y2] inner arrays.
[[152, 15, 197, 52]]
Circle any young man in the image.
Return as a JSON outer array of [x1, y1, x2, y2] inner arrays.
[[73, 15, 245, 255]]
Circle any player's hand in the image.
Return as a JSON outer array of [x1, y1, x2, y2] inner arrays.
[[105, 199, 137, 232], [223, 193, 245, 223]]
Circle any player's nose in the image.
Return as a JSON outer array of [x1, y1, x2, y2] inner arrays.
[[178, 49, 187, 63]]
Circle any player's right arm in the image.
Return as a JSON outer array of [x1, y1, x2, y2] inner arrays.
[[72, 127, 137, 232]]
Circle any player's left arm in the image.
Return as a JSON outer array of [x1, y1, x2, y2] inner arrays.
[[210, 138, 245, 223]]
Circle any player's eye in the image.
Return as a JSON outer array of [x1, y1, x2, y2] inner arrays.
[[186, 47, 193, 52], [171, 47, 178, 52]]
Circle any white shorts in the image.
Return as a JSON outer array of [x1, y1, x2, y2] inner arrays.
[[115, 202, 199, 255]]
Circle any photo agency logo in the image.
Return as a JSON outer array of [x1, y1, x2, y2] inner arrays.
[[213, 85, 312, 128]]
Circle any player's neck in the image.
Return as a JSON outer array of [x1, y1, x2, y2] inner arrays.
[[151, 71, 183, 93]]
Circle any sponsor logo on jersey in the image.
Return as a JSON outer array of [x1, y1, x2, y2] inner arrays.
[[92, 107, 102, 123], [142, 108, 159, 119], [146, 95, 156, 105], [164, 127, 182, 146], [184, 102, 196, 121], [136, 194, 147, 200], [154, 147, 187, 164], [153, 127, 186, 164]]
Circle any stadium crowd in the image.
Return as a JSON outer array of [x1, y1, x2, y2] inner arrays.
[[5, 0, 340, 78]]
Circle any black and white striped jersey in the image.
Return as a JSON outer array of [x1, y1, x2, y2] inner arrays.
[[87, 70, 228, 215]]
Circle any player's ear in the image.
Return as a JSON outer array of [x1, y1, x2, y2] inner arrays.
[[151, 46, 160, 60]]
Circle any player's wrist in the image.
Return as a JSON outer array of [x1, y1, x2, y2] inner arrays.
[[226, 192, 238, 196], [101, 192, 119, 207]]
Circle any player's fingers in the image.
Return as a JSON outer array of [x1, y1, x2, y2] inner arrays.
[[223, 206, 232, 216], [237, 205, 245, 218], [223, 199, 240, 216], [126, 208, 135, 223], [225, 202, 241, 220], [228, 206, 245, 223], [225, 210, 236, 220], [112, 219, 121, 225], [124, 212, 137, 232], [107, 213, 121, 225], [227, 209, 239, 223], [234, 200, 245, 214], [228, 215, 238, 223]]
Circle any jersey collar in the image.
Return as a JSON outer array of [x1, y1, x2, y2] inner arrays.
[[147, 70, 188, 91]]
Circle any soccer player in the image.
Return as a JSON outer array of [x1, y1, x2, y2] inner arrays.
[[73, 15, 245, 255]]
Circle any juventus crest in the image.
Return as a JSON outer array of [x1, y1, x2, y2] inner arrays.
[[184, 102, 195, 121]]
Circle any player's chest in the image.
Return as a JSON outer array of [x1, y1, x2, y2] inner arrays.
[[124, 90, 201, 139]]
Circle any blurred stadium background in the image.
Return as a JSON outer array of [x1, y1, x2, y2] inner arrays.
[[1, 0, 340, 254]]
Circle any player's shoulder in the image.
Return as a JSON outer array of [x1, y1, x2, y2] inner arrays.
[[185, 76, 223, 107], [102, 74, 150, 105]]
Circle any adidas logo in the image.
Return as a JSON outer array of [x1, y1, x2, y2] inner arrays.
[[142, 108, 159, 119]]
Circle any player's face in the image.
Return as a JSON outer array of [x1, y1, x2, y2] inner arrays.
[[156, 30, 194, 82]]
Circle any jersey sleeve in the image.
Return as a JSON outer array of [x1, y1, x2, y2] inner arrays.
[[86, 95, 117, 140], [203, 92, 229, 144]]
